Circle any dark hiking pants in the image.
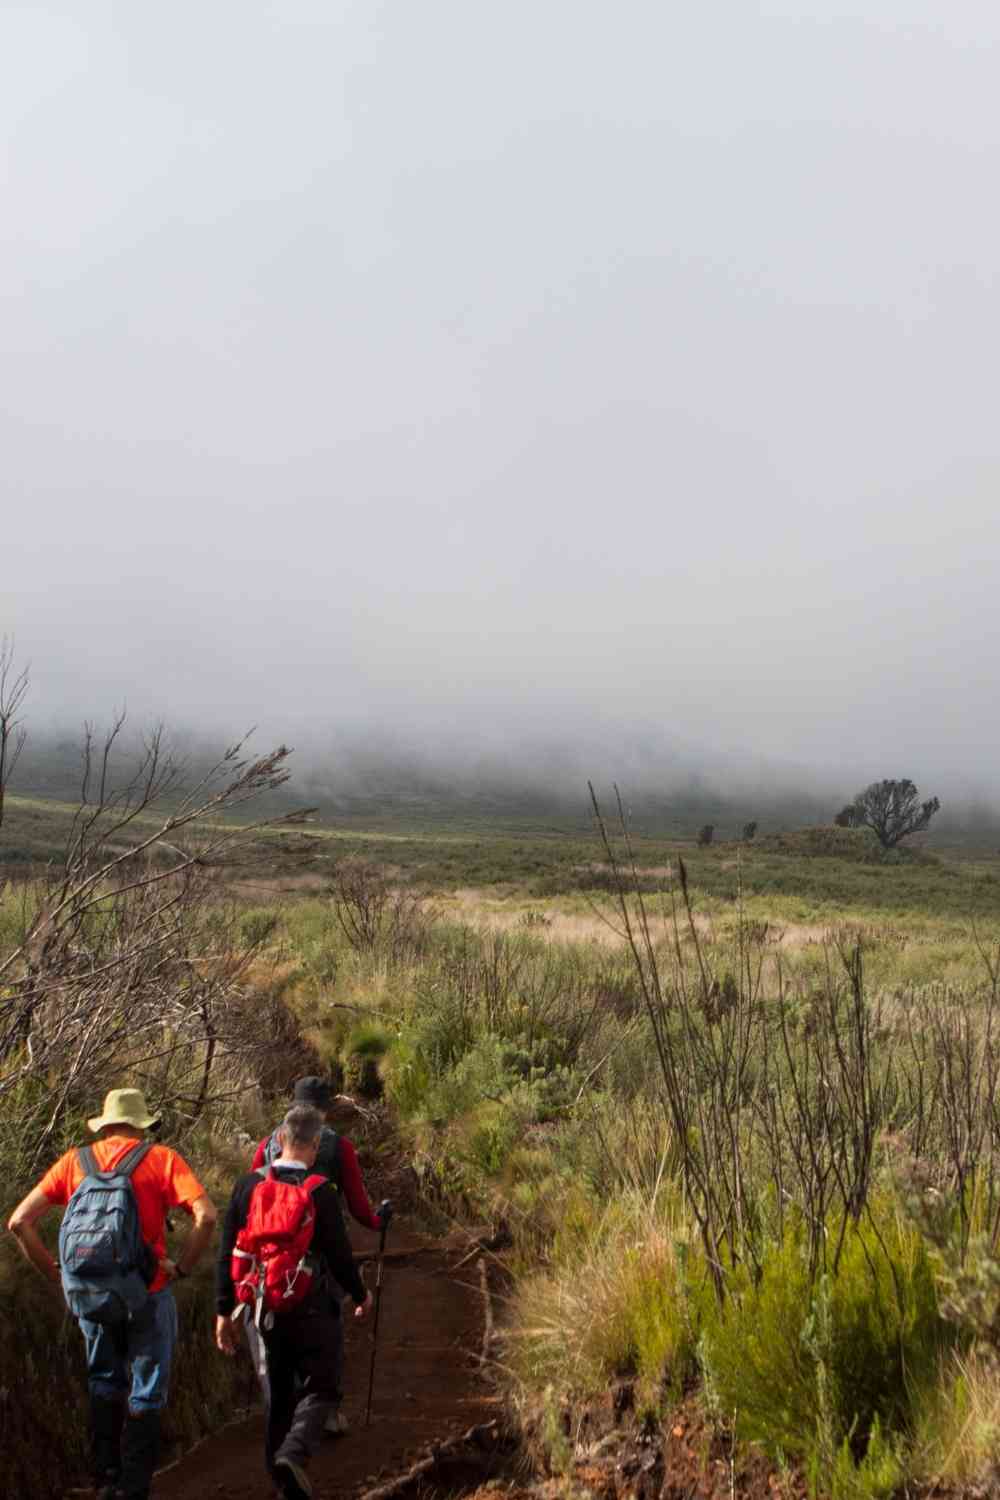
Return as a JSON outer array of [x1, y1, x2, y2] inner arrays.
[[247, 1288, 344, 1414], [262, 1300, 343, 1473]]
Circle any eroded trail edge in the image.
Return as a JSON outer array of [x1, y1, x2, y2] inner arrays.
[[155, 1238, 500, 1500]]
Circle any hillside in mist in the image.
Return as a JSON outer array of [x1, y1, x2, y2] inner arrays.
[[9, 722, 997, 846]]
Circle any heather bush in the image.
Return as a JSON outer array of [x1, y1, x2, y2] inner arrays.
[[700, 1206, 950, 1489]]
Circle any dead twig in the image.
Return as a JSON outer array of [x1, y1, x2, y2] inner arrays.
[[356, 1420, 501, 1500]]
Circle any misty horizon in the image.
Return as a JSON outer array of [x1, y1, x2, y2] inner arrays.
[[9, 707, 997, 845], [4, 3, 999, 807]]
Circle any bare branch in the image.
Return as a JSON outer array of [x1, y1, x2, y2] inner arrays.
[[0, 638, 29, 829]]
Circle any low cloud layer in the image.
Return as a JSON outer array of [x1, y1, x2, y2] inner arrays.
[[4, 3, 999, 810]]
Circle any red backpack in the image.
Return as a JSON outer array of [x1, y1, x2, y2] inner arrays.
[[231, 1168, 327, 1323]]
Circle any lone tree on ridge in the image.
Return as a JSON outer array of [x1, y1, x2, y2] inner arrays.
[[840, 778, 940, 849]]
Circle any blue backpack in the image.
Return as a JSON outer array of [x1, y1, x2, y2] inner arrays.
[[58, 1142, 159, 1325]]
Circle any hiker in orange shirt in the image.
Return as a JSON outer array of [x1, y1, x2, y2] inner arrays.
[[7, 1088, 217, 1500]]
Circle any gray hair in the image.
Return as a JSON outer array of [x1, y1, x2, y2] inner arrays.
[[277, 1104, 324, 1154]]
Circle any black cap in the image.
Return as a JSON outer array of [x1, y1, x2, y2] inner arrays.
[[292, 1076, 333, 1109]]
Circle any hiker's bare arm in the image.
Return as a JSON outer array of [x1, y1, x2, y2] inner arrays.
[[7, 1188, 61, 1286], [162, 1194, 217, 1279], [354, 1289, 374, 1322]]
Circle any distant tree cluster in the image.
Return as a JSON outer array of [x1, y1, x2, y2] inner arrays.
[[835, 778, 940, 850], [690, 820, 758, 845]]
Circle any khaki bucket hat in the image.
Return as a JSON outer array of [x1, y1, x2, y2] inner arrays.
[[88, 1088, 160, 1134]]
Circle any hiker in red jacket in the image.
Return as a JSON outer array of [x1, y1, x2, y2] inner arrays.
[[217, 1105, 372, 1500], [249, 1076, 389, 1435], [252, 1076, 384, 1233]]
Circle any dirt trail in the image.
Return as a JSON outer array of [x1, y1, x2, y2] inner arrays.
[[155, 1237, 496, 1500]]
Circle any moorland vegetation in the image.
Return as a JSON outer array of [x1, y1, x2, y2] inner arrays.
[[2, 658, 1000, 1496]]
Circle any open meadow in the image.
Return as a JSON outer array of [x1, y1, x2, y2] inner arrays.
[[3, 787, 1000, 1498]]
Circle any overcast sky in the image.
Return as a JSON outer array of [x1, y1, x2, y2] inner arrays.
[[3, 1, 999, 799]]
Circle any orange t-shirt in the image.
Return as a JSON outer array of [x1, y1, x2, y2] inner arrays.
[[39, 1134, 206, 1294]]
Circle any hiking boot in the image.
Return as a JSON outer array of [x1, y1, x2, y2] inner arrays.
[[324, 1408, 349, 1436], [89, 1394, 125, 1494], [274, 1455, 313, 1500], [120, 1411, 160, 1500]]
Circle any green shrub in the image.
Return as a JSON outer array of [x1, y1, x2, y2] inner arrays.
[[505, 1067, 580, 1124], [700, 1207, 951, 1485], [700, 1225, 817, 1451], [823, 1417, 904, 1500], [757, 827, 883, 862], [239, 908, 282, 949], [345, 1019, 393, 1059], [613, 1236, 699, 1401], [343, 1053, 383, 1099], [383, 1030, 508, 1125], [381, 1029, 434, 1117], [341, 1019, 394, 1098], [465, 1104, 521, 1176], [282, 899, 342, 983]]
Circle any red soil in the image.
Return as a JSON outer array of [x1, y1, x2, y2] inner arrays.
[[155, 1237, 495, 1500]]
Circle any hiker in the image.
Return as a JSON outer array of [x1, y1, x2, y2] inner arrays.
[[6, 1087, 216, 1500], [252, 1075, 385, 1234], [216, 1103, 373, 1500], [250, 1074, 389, 1434]]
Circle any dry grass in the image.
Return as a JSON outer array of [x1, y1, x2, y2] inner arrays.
[[912, 1352, 1000, 1488], [510, 1190, 693, 1408], [772, 921, 833, 948], [433, 888, 714, 949]]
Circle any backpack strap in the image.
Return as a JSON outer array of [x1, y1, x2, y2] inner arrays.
[[263, 1167, 326, 1194], [77, 1145, 99, 1177], [76, 1141, 153, 1178], [116, 1141, 154, 1178]]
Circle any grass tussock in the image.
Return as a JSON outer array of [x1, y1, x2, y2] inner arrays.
[[512, 1191, 698, 1409], [911, 1352, 1000, 1488]]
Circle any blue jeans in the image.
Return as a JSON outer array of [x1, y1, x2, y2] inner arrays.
[[79, 1288, 178, 1414]]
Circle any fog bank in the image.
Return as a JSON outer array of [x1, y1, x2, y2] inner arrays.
[[4, 3, 999, 810]]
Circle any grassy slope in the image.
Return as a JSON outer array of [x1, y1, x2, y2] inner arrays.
[[4, 791, 999, 914]]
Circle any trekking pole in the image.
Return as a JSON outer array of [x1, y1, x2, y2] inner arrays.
[[364, 1199, 393, 1427], [243, 1338, 256, 1422], [231, 1305, 257, 1421]]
